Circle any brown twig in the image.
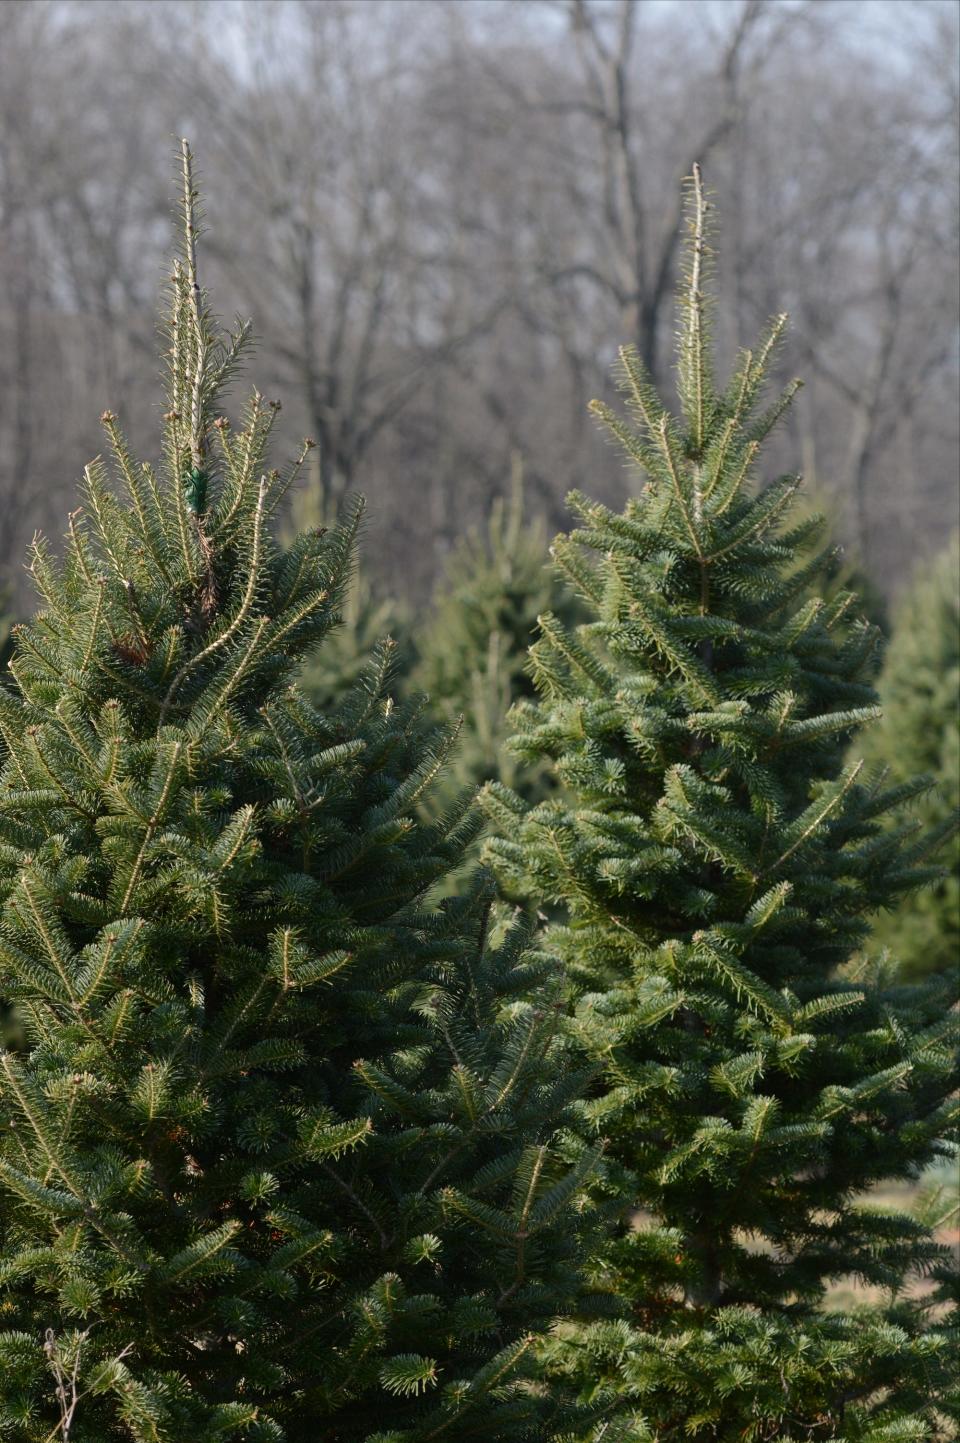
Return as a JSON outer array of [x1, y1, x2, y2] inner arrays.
[[43, 1329, 135, 1443]]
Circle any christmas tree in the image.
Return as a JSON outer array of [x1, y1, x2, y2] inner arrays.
[[0, 591, 13, 679], [0, 145, 598, 1443], [283, 471, 413, 716], [416, 460, 578, 810], [298, 567, 412, 715], [786, 485, 888, 639], [0, 589, 16, 1050], [482, 168, 959, 1438], [858, 537, 959, 979]]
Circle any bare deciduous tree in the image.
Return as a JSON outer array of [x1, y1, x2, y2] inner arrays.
[[0, 0, 955, 611]]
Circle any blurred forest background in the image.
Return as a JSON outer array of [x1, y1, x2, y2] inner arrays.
[[0, 0, 957, 618]]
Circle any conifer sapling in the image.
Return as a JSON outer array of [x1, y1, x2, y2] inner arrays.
[[416, 460, 578, 809], [482, 166, 959, 1440], [0, 144, 597, 1443], [858, 537, 959, 979]]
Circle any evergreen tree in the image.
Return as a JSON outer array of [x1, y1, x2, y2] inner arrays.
[[787, 485, 888, 639], [0, 144, 598, 1443], [859, 537, 960, 978], [284, 473, 413, 716], [298, 567, 412, 715], [0, 589, 17, 1050], [0, 592, 13, 678], [416, 461, 578, 808], [481, 168, 959, 1439]]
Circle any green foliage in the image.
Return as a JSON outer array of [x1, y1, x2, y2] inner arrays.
[[0, 596, 12, 679], [416, 461, 578, 807], [546, 1304, 953, 1442], [298, 565, 412, 715], [481, 168, 959, 1439], [285, 476, 413, 716], [786, 484, 889, 638], [0, 589, 16, 1049], [0, 145, 597, 1443], [858, 538, 959, 978]]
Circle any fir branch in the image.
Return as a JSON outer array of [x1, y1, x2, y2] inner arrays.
[[157, 475, 267, 726], [764, 762, 864, 876]]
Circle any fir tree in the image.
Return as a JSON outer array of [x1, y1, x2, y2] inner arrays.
[[859, 537, 960, 979], [0, 583, 20, 1052], [416, 461, 578, 809], [0, 144, 598, 1443], [284, 474, 413, 716], [787, 485, 888, 639], [298, 567, 412, 715], [0, 591, 13, 678], [481, 167, 959, 1439]]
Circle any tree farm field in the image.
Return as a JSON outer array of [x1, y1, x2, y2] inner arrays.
[[0, 15, 956, 1436]]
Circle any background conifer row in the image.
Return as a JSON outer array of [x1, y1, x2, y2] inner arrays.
[[857, 539, 960, 980], [413, 459, 580, 811]]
